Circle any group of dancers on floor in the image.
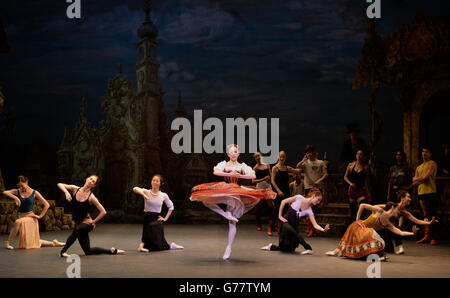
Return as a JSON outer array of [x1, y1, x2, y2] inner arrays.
[[2, 143, 438, 262]]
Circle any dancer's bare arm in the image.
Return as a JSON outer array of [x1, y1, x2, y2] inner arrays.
[[404, 210, 438, 225], [356, 203, 382, 221], [344, 163, 355, 187], [2, 189, 21, 206], [412, 162, 437, 185], [278, 196, 296, 222], [309, 214, 330, 232], [33, 191, 49, 219], [271, 166, 283, 195], [387, 223, 418, 237], [57, 183, 77, 201], [89, 195, 106, 224]]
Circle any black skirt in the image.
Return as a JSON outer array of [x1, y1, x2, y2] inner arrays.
[[142, 212, 170, 251]]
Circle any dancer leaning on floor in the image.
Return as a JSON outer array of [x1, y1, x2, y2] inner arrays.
[[261, 188, 330, 255], [252, 151, 274, 232], [3, 175, 65, 250], [376, 190, 438, 255], [190, 144, 276, 260], [57, 174, 124, 257], [133, 174, 183, 252], [325, 202, 418, 261]]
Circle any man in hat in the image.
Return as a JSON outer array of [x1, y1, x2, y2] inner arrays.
[[340, 123, 368, 167]]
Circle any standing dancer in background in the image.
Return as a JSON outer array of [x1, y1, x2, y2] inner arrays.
[[261, 188, 329, 255], [387, 150, 413, 202], [133, 174, 183, 252], [344, 149, 370, 221], [252, 151, 274, 232], [296, 145, 328, 237], [270, 151, 301, 236], [289, 172, 304, 196], [190, 144, 276, 260], [57, 175, 125, 257], [3, 175, 65, 250], [412, 146, 439, 245]]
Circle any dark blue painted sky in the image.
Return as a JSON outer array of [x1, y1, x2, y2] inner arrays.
[[1, 0, 449, 171]]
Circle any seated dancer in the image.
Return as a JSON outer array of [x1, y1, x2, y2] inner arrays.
[[133, 174, 183, 252], [376, 190, 437, 255], [260, 188, 330, 255], [3, 175, 65, 250], [57, 174, 124, 257], [190, 144, 276, 260], [325, 202, 418, 261]]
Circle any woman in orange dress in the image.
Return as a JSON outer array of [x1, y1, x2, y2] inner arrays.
[[190, 144, 276, 260], [325, 202, 418, 261], [3, 175, 65, 250]]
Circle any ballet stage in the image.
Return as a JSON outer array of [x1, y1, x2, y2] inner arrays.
[[1, 224, 449, 278]]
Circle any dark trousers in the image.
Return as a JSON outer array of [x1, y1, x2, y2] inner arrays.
[[419, 193, 439, 240], [378, 229, 402, 252], [61, 223, 115, 255], [271, 222, 312, 252]]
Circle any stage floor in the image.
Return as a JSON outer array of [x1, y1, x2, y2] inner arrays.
[[1, 224, 449, 278]]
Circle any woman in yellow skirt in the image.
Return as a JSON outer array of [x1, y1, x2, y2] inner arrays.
[[3, 175, 65, 250], [325, 202, 418, 261]]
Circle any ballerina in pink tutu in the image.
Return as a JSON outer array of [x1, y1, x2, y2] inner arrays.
[[190, 144, 276, 260]]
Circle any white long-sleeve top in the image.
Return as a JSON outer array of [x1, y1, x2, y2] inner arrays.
[[213, 160, 255, 176], [137, 188, 174, 213], [290, 195, 313, 218]]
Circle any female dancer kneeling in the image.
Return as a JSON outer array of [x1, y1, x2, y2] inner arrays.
[[57, 174, 124, 257], [3, 175, 65, 250], [133, 174, 183, 252], [325, 202, 418, 261], [261, 188, 330, 254]]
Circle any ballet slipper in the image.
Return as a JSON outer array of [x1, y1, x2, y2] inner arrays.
[[301, 249, 313, 255], [110, 247, 125, 254], [139, 247, 149, 252], [116, 249, 125, 254], [60, 252, 70, 258], [170, 242, 184, 250], [325, 249, 338, 256], [5, 244, 14, 250], [224, 211, 238, 223], [53, 239, 65, 247], [260, 243, 272, 251], [223, 246, 232, 260]]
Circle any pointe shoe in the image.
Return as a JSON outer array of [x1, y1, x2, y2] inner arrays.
[[53, 239, 65, 247], [170, 242, 184, 250], [223, 246, 232, 260], [395, 245, 404, 255], [430, 240, 437, 245], [301, 249, 313, 255], [325, 250, 338, 256], [260, 243, 272, 251], [60, 252, 69, 258], [111, 247, 125, 254], [5, 243, 14, 250], [224, 211, 238, 223], [256, 226, 262, 231], [139, 247, 149, 252], [380, 256, 390, 262], [116, 249, 125, 254], [267, 221, 273, 236]]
